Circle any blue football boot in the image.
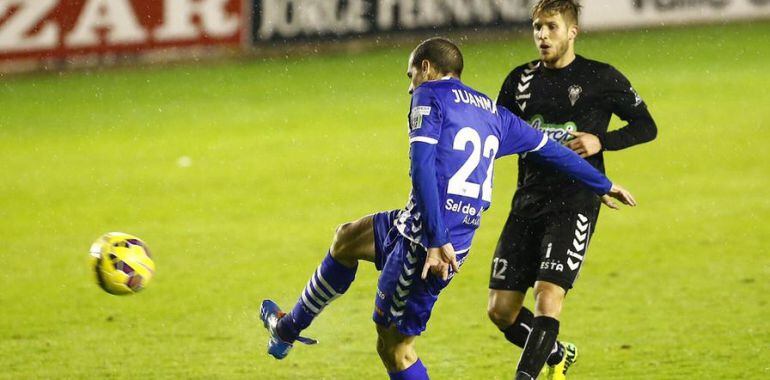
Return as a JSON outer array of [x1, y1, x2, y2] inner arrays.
[[260, 300, 317, 359]]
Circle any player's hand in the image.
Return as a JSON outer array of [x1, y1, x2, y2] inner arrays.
[[567, 131, 602, 158], [421, 243, 458, 281], [601, 184, 637, 210]]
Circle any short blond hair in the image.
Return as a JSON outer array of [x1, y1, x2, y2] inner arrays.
[[532, 0, 582, 26]]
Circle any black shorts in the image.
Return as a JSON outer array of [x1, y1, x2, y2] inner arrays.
[[489, 206, 600, 292]]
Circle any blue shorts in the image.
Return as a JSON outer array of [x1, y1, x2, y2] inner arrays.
[[371, 210, 468, 336]]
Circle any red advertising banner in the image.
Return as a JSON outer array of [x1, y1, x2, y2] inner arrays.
[[0, 0, 244, 61]]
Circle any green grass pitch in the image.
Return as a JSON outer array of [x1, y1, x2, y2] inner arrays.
[[1, 22, 768, 379]]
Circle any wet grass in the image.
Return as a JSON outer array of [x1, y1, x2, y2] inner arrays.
[[1, 21, 768, 379]]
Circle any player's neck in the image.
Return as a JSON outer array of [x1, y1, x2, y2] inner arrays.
[[543, 50, 576, 70], [432, 73, 459, 81]]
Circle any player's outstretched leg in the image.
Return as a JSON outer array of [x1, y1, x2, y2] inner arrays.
[[376, 324, 428, 380], [487, 289, 568, 374], [514, 281, 566, 379], [260, 215, 377, 359]]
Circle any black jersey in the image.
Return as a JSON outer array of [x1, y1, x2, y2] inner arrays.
[[497, 55, 657, 217]]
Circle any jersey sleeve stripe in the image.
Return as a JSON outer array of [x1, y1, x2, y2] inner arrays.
[[409, 136, 439, 145], [528, 134, 549, 152]]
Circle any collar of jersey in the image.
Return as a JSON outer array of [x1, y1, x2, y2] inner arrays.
[[542, 54, 583, 73]]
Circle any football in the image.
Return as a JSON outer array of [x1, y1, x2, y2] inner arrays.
[[89, 232, 156, 295]]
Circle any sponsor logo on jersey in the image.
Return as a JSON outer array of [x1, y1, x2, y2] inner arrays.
[[529, 115, 578, 144], [463, 214, 481, 226], [444, 199, 479, 216], [568, 84, 582, 106], [444, 198, 483, 226], [540, 260, 564, 272]]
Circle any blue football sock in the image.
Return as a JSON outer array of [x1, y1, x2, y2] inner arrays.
[[276, 252, 357, 342], [389, 359, 428, 380]]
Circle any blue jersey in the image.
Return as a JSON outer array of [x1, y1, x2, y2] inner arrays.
[[395, 78, 548, 253]]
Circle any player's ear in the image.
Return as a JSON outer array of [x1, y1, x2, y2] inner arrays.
[[420, 59, 431, 76], [568, 23, 579, 41]]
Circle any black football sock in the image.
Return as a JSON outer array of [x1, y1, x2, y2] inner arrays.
[[500, 306, 535, 347], [501, 306, 565, 366], [515, 316, 560, 378], [546, 340, 565, 366], [514, 372, 535, 380]]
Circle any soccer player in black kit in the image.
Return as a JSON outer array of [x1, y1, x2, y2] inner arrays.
[[486, 1, 658, 379]]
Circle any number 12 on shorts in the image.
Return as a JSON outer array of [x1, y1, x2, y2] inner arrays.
[[492, 257, 507, 280]]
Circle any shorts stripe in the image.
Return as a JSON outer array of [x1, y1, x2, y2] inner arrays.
[[389, 243, 419, 319]]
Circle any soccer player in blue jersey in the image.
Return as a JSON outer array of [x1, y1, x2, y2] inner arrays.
[[260, 37, 636, 379]]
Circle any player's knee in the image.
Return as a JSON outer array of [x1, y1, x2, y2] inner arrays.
[[533, 283, 565, 317], [376, 336, 388, 362], [377, 348, 413, 372], [330, 222, 355, 260], [487, 291, 525, 328], [487, 303, 519, 328], [533, 283, 565, 301], [376, 340, 398, 370], [376, 339, 415, 372]]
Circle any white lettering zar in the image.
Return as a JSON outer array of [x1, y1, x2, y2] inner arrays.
[[65, 0, 147, 47], [0, 0, 238, 54], [155, 0, 239, 41], [0, 0, 58, 52]]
